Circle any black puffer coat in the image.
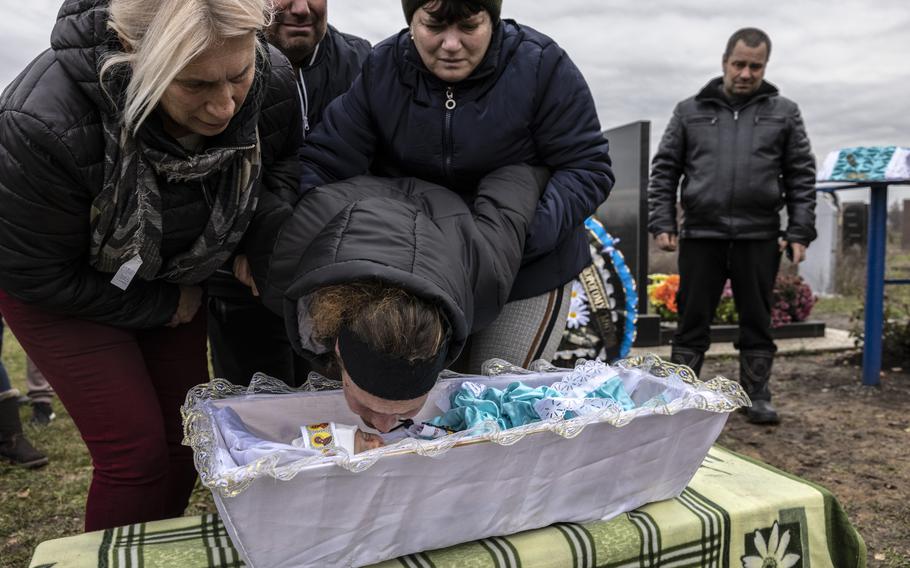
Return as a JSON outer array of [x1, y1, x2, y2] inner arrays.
[[253, 165, 548, 366], [648, 78, 816, 245], [299, 25, 370, 137], [0, 0, 301, 329], [298, 21, 613, 301]]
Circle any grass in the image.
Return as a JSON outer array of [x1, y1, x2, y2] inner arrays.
[[0, 326, 216, 568], [813, 295, 863, 316]]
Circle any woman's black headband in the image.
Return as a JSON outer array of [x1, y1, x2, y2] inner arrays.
[[337, 327, 450, 401]]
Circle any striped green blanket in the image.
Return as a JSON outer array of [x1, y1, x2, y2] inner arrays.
[[30, 446, 865, 568]]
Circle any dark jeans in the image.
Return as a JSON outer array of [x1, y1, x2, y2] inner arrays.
[[0, 290, 206, 531], [673, 238, 781, 354], [208, 296, 310, 387]]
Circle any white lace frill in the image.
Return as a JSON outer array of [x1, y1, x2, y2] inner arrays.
[[182, 354, 749, 498]]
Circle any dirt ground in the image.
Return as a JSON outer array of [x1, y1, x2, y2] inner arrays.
[[711, 351, 910, 566], [649, 239, 910, 564]]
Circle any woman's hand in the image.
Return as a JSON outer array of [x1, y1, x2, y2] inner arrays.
[[167, 285, 203, 327], [233, 255, 259, 296]]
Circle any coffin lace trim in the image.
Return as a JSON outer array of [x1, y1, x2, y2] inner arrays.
[[182, 355, 748, 497]]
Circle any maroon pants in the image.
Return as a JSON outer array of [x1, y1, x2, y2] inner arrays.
[[0, 290, 208, 531]]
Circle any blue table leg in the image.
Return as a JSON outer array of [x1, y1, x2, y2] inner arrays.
[[862, 183, 887, 386]]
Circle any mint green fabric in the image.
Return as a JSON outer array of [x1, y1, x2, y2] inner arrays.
[[828, 146, 896, 181], [430, 382, 557, 430], [429, 378, 635, 432], [579, 377, 636, 415]]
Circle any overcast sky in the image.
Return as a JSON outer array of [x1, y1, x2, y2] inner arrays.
[[2, 1, 908, 200]]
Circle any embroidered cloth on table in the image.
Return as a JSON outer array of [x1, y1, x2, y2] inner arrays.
[[428, 365, 637, 432], [818, 145, 910, 182]]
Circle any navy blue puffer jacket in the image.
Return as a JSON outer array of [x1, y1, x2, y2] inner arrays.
[[299, 20, 614, 300]]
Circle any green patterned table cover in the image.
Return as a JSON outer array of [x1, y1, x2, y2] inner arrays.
[[29, 446, 865, 568]]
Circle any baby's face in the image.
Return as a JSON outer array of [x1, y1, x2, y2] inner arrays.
[[354, 430, 385, 453], [341, 372, 428, 433]]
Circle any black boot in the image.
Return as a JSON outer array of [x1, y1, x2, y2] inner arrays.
[[740, 350, 780, 425], [670, 346, 704, 377], [0, 397, 49, 468], [31, 401, 56, 426]]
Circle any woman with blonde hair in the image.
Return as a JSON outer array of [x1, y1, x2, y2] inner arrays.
[[0, 0, 300, 529]]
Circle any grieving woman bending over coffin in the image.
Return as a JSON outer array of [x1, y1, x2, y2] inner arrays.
[[244, 165, 548, 433], [0, 0, 301, 530], [296, 0, 614, 371]]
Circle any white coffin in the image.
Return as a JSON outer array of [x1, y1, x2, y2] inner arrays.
[[182, 355, 748, 568]]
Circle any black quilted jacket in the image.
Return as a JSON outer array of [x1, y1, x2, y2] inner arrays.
[[250, 165, 548, 366], [0, 0, 301, 328], [648, 78, 817, 245]]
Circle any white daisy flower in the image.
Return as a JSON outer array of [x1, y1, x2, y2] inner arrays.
[[741, 522, 800, 568], [566, 303, 591, 329], [570, 281, 588, 304], [570, 296, 587, 313]]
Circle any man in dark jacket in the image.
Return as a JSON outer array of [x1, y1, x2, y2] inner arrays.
[[648, 28, 816, 425], [208, 0, 371, 387]]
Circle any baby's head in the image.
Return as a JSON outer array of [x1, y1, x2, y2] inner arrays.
[[354, 430, 385, 453]]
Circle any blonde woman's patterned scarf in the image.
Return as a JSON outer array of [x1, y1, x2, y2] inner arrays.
[[89, 70, 265, 286]]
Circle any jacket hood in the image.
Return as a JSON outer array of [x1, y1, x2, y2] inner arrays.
[[696, 76, 779, 106], [268, 177, 474, 366], [261, 165, 550, 371]]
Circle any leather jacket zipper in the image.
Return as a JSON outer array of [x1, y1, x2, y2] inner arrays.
[[729, 106, 740, 236], [201, 180, 213, 209], [444, 87, 456, 180]]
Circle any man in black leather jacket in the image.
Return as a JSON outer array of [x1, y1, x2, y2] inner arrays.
[[647, 28, 817, 425], [207, 0, 371, 387]]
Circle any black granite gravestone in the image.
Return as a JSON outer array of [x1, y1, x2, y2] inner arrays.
[[594, 121, 661, 346]]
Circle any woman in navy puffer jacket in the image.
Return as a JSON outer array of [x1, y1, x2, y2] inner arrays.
[[299, 0, 614, 371]]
